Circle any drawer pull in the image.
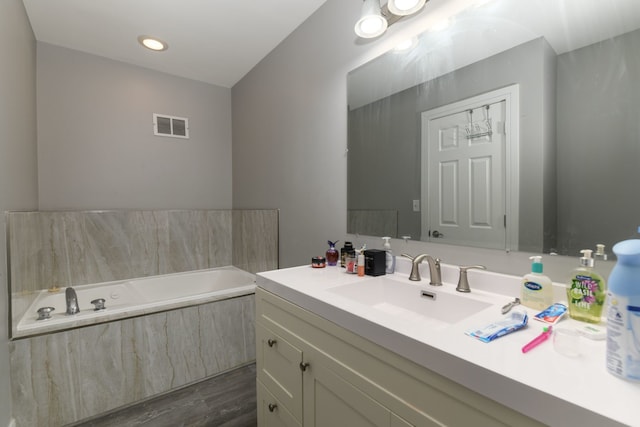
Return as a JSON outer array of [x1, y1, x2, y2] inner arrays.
[[267, 338, 277, 347], [268, 403, 278, 412], [299, 362, 310, 372]]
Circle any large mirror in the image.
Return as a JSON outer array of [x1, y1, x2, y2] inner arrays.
[[347, 0, 640, 257]]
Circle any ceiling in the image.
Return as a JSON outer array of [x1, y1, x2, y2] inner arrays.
[[22, 0, 328, 88]]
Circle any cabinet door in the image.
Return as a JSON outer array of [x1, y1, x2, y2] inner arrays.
[[303, 361, 408, 427], [256, 322, 303, 421], [258, 380, 301, 427]]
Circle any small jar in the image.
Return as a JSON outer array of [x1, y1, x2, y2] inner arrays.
[[345, 255, 357, 274], [312, 256, 326, 268]]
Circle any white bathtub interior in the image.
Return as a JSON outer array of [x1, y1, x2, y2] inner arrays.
[[16, 266, 255, 336]]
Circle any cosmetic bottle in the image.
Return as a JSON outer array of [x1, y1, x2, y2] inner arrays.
[[357, 250, 365, 277], [567, 249, 607, 323], [326, 240, 339, 266], [341, 241, 355, 268]]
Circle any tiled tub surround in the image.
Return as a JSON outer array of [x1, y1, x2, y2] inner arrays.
[[7, 209, 278, 337], [15, 266, 255, 336], [10, 294, 256, 427], [6, 209, 276, 426]]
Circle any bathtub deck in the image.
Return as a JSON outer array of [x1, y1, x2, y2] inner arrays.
[[68, 363, 257, 427]]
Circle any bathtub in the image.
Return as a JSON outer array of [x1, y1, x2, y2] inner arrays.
[[15, 266, 255, 337]]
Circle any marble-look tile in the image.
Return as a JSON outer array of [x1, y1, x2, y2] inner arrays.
[[207, 210, 233, 267], [82, 211, 169, 283], [232, 210, 279, 274], [9, 295, 256, 427], [347, 209, 398, 238], [166, 210, 210, 274]]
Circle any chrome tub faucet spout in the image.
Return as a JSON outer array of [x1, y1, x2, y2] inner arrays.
[[65, 287, 80, 315], [401, 253, 442, 285]]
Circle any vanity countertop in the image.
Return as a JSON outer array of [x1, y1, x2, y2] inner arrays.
[[257, 261, 640, 427]]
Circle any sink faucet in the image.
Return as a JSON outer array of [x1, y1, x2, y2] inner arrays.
[[65, 287, 80, 315], [456, 265, 486, 293], [401, 254, 442, 286]]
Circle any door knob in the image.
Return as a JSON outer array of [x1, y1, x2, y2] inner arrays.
[[267, 338, 277, 347], [299, 362, 310, 372]]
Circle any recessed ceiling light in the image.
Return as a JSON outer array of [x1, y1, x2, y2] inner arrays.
[[137, 35, 168, 52]]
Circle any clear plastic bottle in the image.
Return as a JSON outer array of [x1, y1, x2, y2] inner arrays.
[[521, 256, 553, 310], [566, 249, 607, 323], [381, 237, 396, 274]]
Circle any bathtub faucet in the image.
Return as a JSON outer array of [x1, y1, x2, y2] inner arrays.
[[65, 287, 80, 315]]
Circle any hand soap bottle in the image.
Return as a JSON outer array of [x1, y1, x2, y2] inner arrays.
[[381, 237, 396, 274], [521, 256, 553, 310], [567, 249, 607, 323]]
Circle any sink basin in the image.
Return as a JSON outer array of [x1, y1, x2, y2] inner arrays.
[[328, 276, 493, 326]]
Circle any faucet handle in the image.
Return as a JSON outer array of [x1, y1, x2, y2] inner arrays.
[[456, 265, 486, 293], [37, 306, 55, 321], [91, 298, 106, 311], [400, 253, 414, 261]]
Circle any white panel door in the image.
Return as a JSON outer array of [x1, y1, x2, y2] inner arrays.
[[426, 101, 506, 249]]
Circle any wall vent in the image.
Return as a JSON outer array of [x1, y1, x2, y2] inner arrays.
[[153, 113, 189, 139]]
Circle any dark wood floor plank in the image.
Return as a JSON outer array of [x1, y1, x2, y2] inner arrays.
[[68, 364, 256, 427]]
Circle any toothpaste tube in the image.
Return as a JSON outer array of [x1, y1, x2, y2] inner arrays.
[[465, 310, 528, 343], [533, 303, 567, 325]]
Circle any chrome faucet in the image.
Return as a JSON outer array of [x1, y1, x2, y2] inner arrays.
[[401, 253, 442, 286], [65, 287, 80, 315]]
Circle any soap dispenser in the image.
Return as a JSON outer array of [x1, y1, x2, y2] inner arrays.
[[381, 237, 396, 274], [567, 249, 607, 323], [521, 256, 553, 310]]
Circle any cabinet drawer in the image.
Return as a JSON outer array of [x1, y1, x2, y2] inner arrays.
[[258, 379, 301, 427], [257, 322, 303, 421]]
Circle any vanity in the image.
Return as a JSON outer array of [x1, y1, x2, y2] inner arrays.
[[255, 260, 639, 427]]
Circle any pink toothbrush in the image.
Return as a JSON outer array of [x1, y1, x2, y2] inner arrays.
[[522, 326, 553, 353]]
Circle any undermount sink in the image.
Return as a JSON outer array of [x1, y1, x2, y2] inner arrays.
[[328, 276, 493, 326]]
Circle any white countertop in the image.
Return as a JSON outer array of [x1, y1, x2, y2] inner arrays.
[[257, 260, 640, 427]]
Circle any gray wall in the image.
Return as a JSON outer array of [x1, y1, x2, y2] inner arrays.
[[37, 43, 233, 210], [348, 38, 557, 252], [231, 0, 608, 281], [557, 28, 640, 255], [0, 0, 39, 425]]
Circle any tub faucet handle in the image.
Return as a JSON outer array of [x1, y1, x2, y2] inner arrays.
[[37, 306, 55, 321], [91, 298, 106, 311]]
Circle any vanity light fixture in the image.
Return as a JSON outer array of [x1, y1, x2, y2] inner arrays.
[[355, 0, 427, 39], [137, 35, 168, 52], [354, 0, 389, 39], [387, 0, 427, 16]]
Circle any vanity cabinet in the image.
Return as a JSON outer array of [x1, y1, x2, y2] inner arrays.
[[256, 287, 544, 427]]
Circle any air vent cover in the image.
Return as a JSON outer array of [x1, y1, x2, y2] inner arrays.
[[153, 113, 189, 139]]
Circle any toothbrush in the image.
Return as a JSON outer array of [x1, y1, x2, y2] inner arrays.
[[522, 326, 553, 353]]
